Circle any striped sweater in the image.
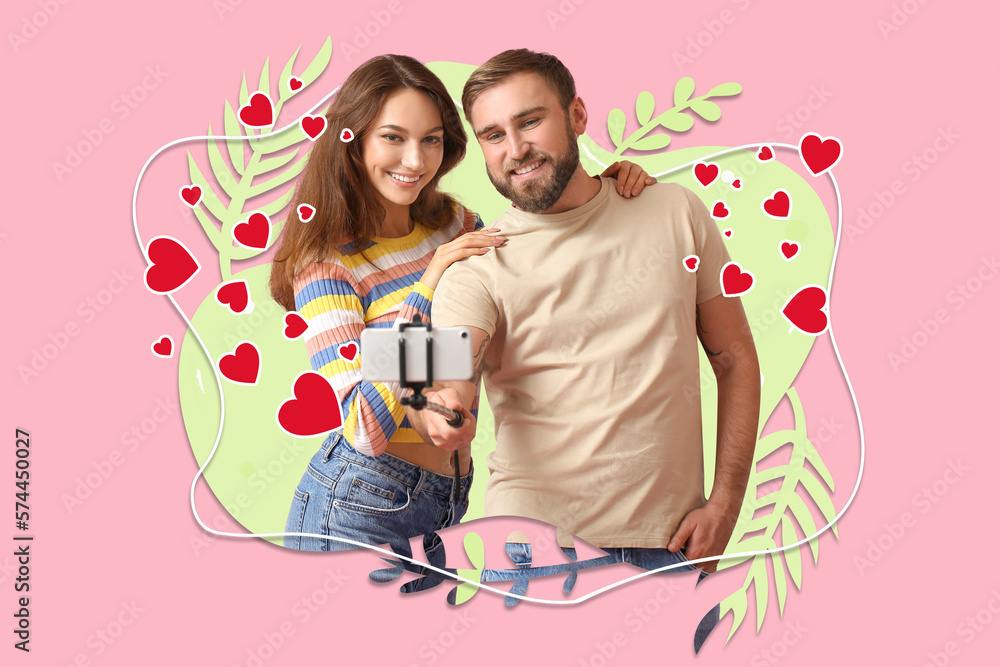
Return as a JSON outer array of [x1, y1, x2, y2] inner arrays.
[[294, 205, 483, 457]]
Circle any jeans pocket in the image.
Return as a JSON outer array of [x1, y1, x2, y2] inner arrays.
[[283, 488, 309, 550], [334, 463, 412, 515]]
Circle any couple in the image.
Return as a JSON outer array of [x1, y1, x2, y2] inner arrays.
[[273, 49, 760, 579]]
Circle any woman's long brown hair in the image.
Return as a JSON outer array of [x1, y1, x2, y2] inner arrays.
[[269, 54, 467, 311]]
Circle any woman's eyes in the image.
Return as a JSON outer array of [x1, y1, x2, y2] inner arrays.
[[380, 134, 443, 145]]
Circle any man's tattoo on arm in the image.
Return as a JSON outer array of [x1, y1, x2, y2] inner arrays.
[[471, 334, 491, 383], [696, 305, 722, 357]]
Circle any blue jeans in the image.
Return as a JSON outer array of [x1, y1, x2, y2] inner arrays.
[[283, 431, 472, 553], [481, 543, 708, 583]]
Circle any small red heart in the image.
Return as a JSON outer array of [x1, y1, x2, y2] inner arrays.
[[782, 285, 829, 335], [297, 203, 315, 222], [780, 241, 800, 260], [683, 255, 699, 272], [144, 236, 200, 294], [276, 371, 343, 437], [179, 185, 202, 207], [288, 76, 303, 92], [301, 115, 327, 140], [757, 145, 774, 161], [151, 335, 173, 358], [762, 189, 791, 218], [238, 91, 274, 128], [723, 229, 733, 238], [340, 128, 354, 143], [721, 261, 755, 297], [218, 341, 261, 385], [799, 133, 842, 176], [693, 162, 719, 188], [216, 279, 252, 314], [283, 312, 309, 339], [338, 342, 358, 362], [233, 212, 271, 249], [712, 201, 730, 219], [731, 178, 742, 190]]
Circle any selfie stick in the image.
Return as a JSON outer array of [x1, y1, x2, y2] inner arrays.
[[397, 317, 464, 428]]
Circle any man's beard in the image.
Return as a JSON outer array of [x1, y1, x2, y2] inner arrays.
[[486, 121, 580, 213]]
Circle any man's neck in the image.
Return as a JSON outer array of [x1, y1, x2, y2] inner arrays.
[[532, 165, 602, 215]]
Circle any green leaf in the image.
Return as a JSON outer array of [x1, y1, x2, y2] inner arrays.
[[186, 152, 227, 244], [630, 133, 671, 151], [635, 91, 655, 125], [238, 73, 250, 109], [750, 556, 768, 631], [256, 150, 300, 176], [222, 102, 246, 176], [257, 190, 294, 218], [781, 515, 803, 589], [800, 470, 837, 530], [707, 82, 742, 97], [659, 111, 694, 132], [253, 125, 308, 154], [674, 76, 695, 107], [770, 550, 787, 614], [258, 57, 271, 104], [277, 47, 300, 103], [786, 495, 820, 562], [607, 108, 626, 147], [720, 585, 750, 641], [206, 127, 237, 198], [300, 36, 333, 84], [690, 99, 722, 122], [754, 429, 794, 459], [731, 535, 776, 554], [248, 157, 308, 197]]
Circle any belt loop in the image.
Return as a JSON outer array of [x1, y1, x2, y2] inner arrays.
[[321, 431, 339, 462], [412, 469, 426, 499]]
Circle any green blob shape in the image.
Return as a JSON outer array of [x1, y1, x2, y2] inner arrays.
[[239, 462, 255, 477], [784, 218, 809, 242]]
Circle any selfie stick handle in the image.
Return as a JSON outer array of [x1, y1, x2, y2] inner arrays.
[[398, 317, 464, 428]]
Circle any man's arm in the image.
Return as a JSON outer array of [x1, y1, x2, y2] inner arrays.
[[668, 293, 761, 572], [404, 326, 491, 450]]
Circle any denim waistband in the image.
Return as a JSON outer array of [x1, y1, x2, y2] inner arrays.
[[321, 431, 472, 498]]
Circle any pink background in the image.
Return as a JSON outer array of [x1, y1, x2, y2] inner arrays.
[[6, 0, 998, 664]]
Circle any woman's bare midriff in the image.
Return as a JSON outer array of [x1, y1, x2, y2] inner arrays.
[[385, 440, 472, 477]]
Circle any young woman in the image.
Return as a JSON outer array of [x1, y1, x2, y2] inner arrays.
[[270, 54, 653, 557]]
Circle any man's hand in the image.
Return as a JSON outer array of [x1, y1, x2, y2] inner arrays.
[[666, 499, 740, 573], [423, 387, 477, 451]]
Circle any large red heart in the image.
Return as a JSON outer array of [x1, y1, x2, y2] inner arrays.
[[338, 342, 358, 362], [712, 201, 730, 219], [693, 162, 719, 188], [233, 212, 271, 249], [301, 115, 327, 140], [144, 236, 200, 294], [799, 133, 842, 176], [277, 371, 343, 437], [721, 261, 755, 297], [780, 241, 800, 260], [757, 145, 774, 161], [762, 189, 791, 218], [151, 335, 173, 358], [782, 285, 829, 335], [283, 312, 308, 340], [216, 280, 252, 314], [218, 341, 261, 385], [288, 76, 303, 92], [179, 184, 202, 207], [238, 92, 273, 127], [297, 203, 315, 222]]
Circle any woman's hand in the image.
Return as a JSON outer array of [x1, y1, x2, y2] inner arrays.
[[421, 229, 507, 289], [602, 160, 657, 199]]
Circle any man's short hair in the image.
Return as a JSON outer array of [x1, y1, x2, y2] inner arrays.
[[461, 48, 577, 123]]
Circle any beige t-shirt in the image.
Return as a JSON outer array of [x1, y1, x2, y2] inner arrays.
[[432, 177, 731, 548]]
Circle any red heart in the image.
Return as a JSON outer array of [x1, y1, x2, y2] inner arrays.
[[338, 342, 358, 362], [712, 201, 729, 219], [283, 312, 308, 339], [216, 280, 252, 314], [693, 162, 719, 188], [780, 241, 800, 260], [757, 145, 774, 161], [233, 212, 271, 249], [276, 371, 343, 437], [799, 133, 842, 176], [731, 178, 741, 190], [721, 261, 754, 297], [179, 185, 202, 207], [301, 115, 327, 140], [683, 255, 699, 272], [218, 341, 261, 385], [782, 285, 829, 335], [762, 189, 791, 218], [288, 76, 303, 92], [238, 92, 274, 128], [723, 229, 733, 238], [340, 128, 354, 142], [151, 335, 173, 358], [297, 203, 315, 222], [144, 236, 200, 294]]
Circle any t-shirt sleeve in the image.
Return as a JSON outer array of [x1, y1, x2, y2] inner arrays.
[[683, 186, 732, 304], [431, 258, 499, 338]]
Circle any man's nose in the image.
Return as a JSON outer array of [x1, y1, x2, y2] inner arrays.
[[506, 132, 529, 161]]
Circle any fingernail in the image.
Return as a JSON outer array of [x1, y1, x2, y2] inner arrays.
[[486, 227, 500, 232], [618, 186, 623, 195], [632, 187, 640, 196]]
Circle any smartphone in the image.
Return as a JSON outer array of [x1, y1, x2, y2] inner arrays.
[[360, 326, 473, 383]]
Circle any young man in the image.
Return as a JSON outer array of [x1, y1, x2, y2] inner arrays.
[[419, 49, 760, 574]]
